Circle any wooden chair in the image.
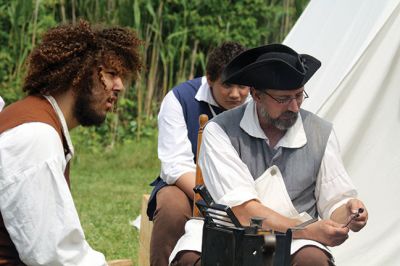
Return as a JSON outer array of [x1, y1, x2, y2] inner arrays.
[[107, 259, 133, 266], [137, 194, 153, 266], [193, 114, 209, 217]]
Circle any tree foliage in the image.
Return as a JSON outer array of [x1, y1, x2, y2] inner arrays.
[[0, 0, 309, 147]]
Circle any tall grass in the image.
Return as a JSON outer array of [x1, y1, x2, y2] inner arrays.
[[0, 0, 310, 144]]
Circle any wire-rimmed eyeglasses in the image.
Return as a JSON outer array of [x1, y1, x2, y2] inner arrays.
[[261, 90, 309, 105]]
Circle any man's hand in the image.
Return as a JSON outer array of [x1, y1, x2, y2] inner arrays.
[[331, 198, 368, 232], [303, 219, 350, 247], [175, 172, 196, 200], [344, 199, 368, 232]]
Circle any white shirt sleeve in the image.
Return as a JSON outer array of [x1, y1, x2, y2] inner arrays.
[[0, 123, 106, 266], [158, 91, 196, 184], [315, 129, 358, 219], [199, 121, 260, 207], [0, 96, 4, 111]]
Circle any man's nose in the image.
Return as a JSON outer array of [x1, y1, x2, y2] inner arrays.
[[229, 87, 240, 99], [113, 77, 124, 92], [287, 98, 300, 112]]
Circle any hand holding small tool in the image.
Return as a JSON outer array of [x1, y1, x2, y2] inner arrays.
[[343, 208, 364, 228]]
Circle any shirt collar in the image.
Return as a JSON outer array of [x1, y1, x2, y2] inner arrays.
[[195, 76, 220, 107], [240, 99, 307, 149], [44, 95, 74, 159]]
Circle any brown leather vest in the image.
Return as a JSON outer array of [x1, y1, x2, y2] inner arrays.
[[0, 95, 71, 265]]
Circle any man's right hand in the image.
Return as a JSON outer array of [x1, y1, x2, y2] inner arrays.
[[175, 172, 196, 200], [303, 219, 350, 246]]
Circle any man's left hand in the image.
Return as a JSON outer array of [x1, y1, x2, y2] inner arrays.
[[345, 199, 368, 232]]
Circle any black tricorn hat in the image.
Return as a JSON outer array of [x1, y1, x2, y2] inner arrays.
[[221, 43, 321, 90]]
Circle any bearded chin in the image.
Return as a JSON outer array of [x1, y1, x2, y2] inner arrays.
[[270, 113, 298, 130], [74, 91, 106, 127], [260, 107, 298, 130]]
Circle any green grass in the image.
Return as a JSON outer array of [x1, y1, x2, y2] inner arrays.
[[70, 137, 159, 264]]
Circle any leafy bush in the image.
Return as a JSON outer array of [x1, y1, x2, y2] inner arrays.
[[0, 0, 309, 148]]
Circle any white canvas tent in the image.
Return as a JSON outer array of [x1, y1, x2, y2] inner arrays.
[[284, 0, 400, 265]]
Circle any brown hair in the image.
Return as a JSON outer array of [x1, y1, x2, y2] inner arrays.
[[206, 41, 246, 82], [23, 20, 142, 95]]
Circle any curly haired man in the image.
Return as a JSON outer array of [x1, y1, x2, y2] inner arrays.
[[0, 20, 142, 265]]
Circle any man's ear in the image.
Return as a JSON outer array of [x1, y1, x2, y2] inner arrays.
[[250, 87, 259, 101], [206, 74, 214, 88]]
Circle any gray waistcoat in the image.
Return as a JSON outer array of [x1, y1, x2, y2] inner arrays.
[[212, 103, 332, 218]]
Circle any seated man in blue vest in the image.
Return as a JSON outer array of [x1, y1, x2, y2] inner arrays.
[[147, 41, 250, 265], [170, 44, 368, 265], [0, 20, 142, 265]]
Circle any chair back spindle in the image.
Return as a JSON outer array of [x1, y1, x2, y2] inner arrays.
[[193, 114, 209, 217]]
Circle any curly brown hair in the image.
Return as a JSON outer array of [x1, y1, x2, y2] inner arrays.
[[23, 20, 142, 95], [206, 41, 246, 82]]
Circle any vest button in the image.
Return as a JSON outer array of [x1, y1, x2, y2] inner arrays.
[[270, 168, 277, 176]]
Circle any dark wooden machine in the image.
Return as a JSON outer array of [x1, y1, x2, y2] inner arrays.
[[194, 185, 292, 266]]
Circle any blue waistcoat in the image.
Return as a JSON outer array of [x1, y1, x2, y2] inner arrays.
[[147, 77, 223, 220]]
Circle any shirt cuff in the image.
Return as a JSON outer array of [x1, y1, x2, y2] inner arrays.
[[326, 196, 356, 219], [160, 160, 196, 184], [218, 187, 259, 208]]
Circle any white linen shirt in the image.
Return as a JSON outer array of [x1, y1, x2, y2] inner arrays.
[[158, 76, 227, 185], [0, 96, 4, 111], [199, 99, 358, 220], [0, 96, 106, 265]]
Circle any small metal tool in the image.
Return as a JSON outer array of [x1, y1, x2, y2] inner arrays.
[[343, 208, 364, 228], [291, 217, 318, 231]]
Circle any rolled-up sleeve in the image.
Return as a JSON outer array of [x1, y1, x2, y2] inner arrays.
[[199, 121, 259, 207], [315, 129, 358, 219], [158, 91, 196, 184]]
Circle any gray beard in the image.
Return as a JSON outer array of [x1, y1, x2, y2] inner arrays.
[[259, 106, 298, 131]]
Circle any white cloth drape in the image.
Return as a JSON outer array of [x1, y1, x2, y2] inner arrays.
[[284, 0, 400, 265]]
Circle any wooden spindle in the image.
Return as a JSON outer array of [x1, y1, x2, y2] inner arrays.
[[193, 114, 209, 217]]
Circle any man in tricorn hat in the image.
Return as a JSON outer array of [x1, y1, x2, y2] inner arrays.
[[170, 44, 368, 265]]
